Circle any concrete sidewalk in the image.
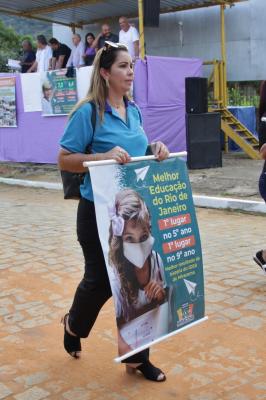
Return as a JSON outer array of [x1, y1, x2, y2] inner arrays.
[[0, 152, 264, 201], [1, 152, 265, 215], [0, 186, 265, 400]]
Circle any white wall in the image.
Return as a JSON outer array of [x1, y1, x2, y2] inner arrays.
[[144, 0, 266, 81]]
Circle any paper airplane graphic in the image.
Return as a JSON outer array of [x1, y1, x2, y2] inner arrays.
[[184, 279, 197, 295], [135, 166, 150, 182]]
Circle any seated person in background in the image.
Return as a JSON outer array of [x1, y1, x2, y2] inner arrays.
[[48, 38, 71, 70], [27, 35, 52, 73], [66, 34, 85, 68], [92, 24, 119, 50], [20, 40, 36, 73], [83, 33, 96, 66]]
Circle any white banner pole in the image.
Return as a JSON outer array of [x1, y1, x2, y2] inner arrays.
[[114, 316, 208, 363], [83, 151, 187, 168]]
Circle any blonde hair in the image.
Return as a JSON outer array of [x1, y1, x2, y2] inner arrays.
[[115, 189, 150, 225], [70, 46, 129, 121], [108, 189, 151, 313]]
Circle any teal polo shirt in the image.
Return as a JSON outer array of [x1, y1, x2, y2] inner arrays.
[[60, 100, 149, 201]]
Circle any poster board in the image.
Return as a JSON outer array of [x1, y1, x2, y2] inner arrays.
[[0, 77, 17, 127], [89, 156, 206, 361], [41, 69, 78, 116]]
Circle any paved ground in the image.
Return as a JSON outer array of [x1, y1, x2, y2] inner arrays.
[[0, 152, 264, 201], [189, 153, 264, 200], [0, 185, 265, 400]]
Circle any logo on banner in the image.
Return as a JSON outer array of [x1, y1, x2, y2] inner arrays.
[[134, 166, 150, 188], [184, 278, 203, 302], [176, 303, 194, 327]]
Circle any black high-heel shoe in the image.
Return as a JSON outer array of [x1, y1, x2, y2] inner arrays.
[[126, 361, 166, 382], [61, 313, 81, 358], [253, 250, 266, 274]]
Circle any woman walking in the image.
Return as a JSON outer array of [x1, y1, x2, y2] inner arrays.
[[58, 41, 169, 381]]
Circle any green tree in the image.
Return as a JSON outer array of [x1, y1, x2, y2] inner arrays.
[[0, 20, 21, 72], [1, 14, 52, 38]]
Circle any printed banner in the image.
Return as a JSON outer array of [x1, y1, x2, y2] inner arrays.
[[89, 157, 205, 360], [41, 69, 78, 116], [0, 77, 17, 127]]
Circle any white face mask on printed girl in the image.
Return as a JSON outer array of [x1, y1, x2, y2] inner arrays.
[[123, 236, 155, 269]]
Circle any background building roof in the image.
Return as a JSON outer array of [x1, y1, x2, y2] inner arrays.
[[0, 1, 247, 28]]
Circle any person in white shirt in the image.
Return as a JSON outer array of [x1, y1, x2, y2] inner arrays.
[[66, 34, 85, 68], [27, 35, 52, 73], [119, 16, 140, 60]]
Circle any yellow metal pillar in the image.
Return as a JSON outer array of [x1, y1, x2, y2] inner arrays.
[[220, 4, 227, 107], [220, 4, 228, 151], [138, 0, 145, 59], [213, 61, 220, 105]]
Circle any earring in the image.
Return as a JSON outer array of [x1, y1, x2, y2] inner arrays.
[[105, 78, 110, 89]]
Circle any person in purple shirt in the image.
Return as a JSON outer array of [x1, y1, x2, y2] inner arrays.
[[83, 33, 96, 66]]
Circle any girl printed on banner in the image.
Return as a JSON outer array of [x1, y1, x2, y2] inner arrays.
[[108, 189, 167, 326]]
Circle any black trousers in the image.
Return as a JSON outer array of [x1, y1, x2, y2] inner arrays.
[[68, 197, 149, 364], [259, 170, 266, 202]]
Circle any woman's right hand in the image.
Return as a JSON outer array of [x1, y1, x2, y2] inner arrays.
[[103, 146, 131, 164]]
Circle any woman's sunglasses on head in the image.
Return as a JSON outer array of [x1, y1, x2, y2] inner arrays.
[[103, 41, 128, 51]]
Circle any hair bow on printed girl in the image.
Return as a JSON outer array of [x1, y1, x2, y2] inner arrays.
[[108, 204, 125, 236]]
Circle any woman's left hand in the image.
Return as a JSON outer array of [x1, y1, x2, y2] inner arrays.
[[151, 141, 169, 161], [144, 281, 165, 302], [260, 143, 266, 160]]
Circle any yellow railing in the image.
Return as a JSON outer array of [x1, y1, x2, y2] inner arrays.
[[203, 59, 227, 108], [203, 59, 259, 158], [203, 59, 228, 151]]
